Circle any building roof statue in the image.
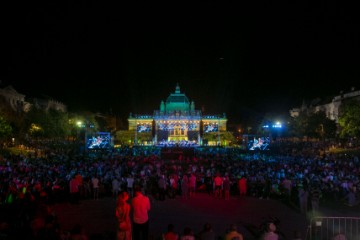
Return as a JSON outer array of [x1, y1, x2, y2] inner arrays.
[[191, 101, 195, 111], [160, 100, 165, 112]]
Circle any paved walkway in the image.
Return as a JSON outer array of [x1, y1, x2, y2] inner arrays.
[[53, 193, 312, 240]]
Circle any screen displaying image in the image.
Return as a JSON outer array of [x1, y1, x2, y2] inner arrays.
[[247, 136, 270, 151], [204, 124, 218, 133], [86, 132, 111, 149], [137, 124, 152, 132]]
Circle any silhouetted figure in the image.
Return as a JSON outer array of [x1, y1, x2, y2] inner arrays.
[[132, 186, 151, 240]]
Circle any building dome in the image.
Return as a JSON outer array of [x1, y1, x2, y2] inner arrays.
[[164, 84, 190, 112]]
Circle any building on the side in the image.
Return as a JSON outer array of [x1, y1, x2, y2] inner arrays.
[[0, 85, 31, 112], [128, 84, 227, 146], [0, 85, 67, 113], [289, 87, 360, 123], [32, 98, 67, 112]]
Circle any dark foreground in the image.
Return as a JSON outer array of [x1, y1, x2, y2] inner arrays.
[[53, 193, 312, 240]]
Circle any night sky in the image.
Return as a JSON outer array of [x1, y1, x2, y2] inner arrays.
[[2, 2, 359, 124]]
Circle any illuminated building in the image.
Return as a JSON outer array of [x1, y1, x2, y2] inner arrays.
[[128, 84, 227, 146]]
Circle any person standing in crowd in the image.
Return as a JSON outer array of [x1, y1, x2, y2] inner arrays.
[[168, 175, 178, 199], [181, 175, 189, 200], [116, 191, 131, 240], [131, 186, 151, 240], [83, 177, 91, 199], [261, 222, 278, 240], [344, 186, 358, 207], [158, 175, 167, 201], [126, 175, 134, 198], [310, 183, 321, 216], [92, 175, 99, 200], [225, 224, 243, 240], [282, 177, 292, 203], [238, 176, 247, 197], [112, 178, 121, 199], [198, 223, 215, 240], [163, 224, 179, 240], [298, 184, 309, 214], [214, 173, 223, 199], [262, 177, 272, 199], [181, 227, 195, 240], [189, 174, 197, 198], [223, 176, 231, 200], [75, 173, 84, 199], [69, 176, 80, 204], [205, 174, 213, 196]]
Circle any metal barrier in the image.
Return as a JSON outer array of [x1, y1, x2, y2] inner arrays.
[[306, 217, 360, 240]]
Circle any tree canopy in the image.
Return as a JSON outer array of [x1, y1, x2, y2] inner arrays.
[[288, 111, 336, 139], [338, 100, 360, 138], [0, 115, 12, 139]]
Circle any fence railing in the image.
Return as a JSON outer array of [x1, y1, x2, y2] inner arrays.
[[306, 217, 360, 240]]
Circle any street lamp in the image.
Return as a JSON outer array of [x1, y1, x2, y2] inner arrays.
[[76, 121, 83, 128], [76, 120, 94, 151], [76, 121, 83, 143]]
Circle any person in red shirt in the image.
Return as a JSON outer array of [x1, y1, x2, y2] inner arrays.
[[69, 176, 79, 204], [238, 177, 247, 197], [213, 174, 223, 199], [131, 186, 151, 240]]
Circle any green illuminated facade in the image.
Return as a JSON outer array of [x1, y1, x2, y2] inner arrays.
[[128, 84, 227, 146]]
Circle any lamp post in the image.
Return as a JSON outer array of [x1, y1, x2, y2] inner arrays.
[[76, 121, 83, 145], [77, 120, 94, 152]]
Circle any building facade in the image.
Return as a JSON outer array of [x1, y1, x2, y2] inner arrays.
[[0, 85, 67, 113], [128, 84, 227, 146], [289, 87, 360, 123], [32, 98, 67, 112], [0, 85, 30, 112]]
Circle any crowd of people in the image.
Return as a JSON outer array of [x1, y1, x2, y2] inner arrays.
[[0, 139, 359, 239]]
